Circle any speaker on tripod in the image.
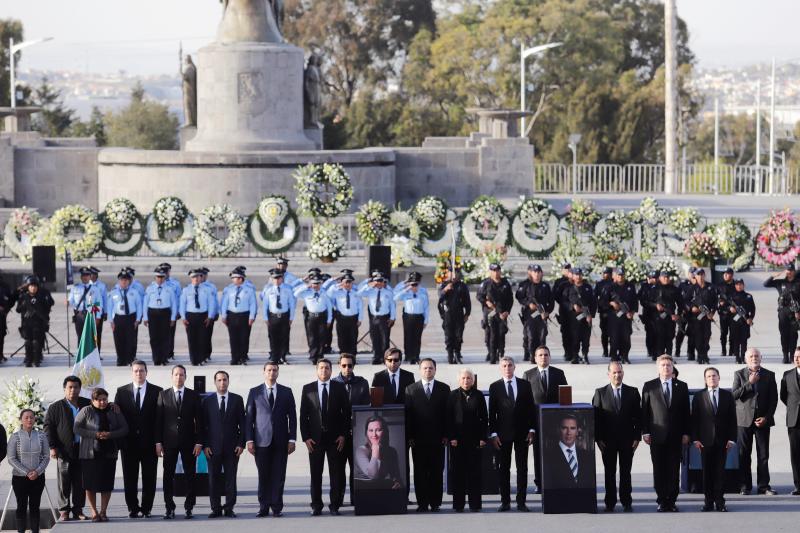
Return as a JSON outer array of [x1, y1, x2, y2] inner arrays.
[[32, 246, 57, 284]]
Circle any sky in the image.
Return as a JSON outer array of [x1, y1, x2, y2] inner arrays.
[[3, 0, 800, 75]]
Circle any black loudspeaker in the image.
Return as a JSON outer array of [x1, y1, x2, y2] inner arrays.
[[194, 375, 206, 395], [32, 245, 57, 283], [368, 245, 391, 280]]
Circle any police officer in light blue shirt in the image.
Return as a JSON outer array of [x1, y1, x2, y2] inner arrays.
[[233, 265, 256, 291], [221, 267, 257, 365], [107, 269, 143, 366], [143, 267, 177, 365], [275, 256, 301, 289], [357, 273, 395, 364], [198, 267, 219, 363], [158, 262, 181, 361], [180, 269, 215, 365], [262, 269, 296, 363], [294, 275, 333, 363], [394, 272, 429, 363], [88, 265, 109, 350], [327, 273, 364, 355], [113, 267, 146, 300], [68, 267, 104, 339]]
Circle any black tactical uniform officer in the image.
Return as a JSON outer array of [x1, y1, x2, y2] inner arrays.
[[566, 268, 595, 364], [675, 268, 697, 359], [476, 263, 513, 364], [715, 267, 736, 357], [763, 264, 800, 364], [688, 268, 717, 364], [0, 271, 18, 362], [516, 264, 554, 359], [438, 267, 471, 364], [594, 267, 613, 358], [652, 271, 683, 357], [638, 270, 658, 360], [727, 279, 756, 364], [552, 263, 573, 362], [15, 276, 54, 367], [600, 267, 638, 364]]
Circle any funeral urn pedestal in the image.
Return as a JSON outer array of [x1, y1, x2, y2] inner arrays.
[[185, 41, 316, 152]]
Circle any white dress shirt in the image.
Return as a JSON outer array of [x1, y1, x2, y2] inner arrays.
[[132, 381, 147, 409], [388, 372, 400, 397], [559, 441, 578, 474], [317, 379, 331, 406]]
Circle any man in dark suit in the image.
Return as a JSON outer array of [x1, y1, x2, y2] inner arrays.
[[641, 354, 690, 512], [780, 347, 800, 495], [592, 361, 641, 512], [44, 375, 91, 522], [372, 347, 415, 404], [732, 347, 779, 495], [489, 356, 535, 512], [542, 413, 594, 489], [114, 360, 162, 518], [692, 367, 737, 512], [156, 365, 203, 519], [405, 358, 450, 512], [201, 371, 245, 518], [332, 353, 370, 508], [246, 361, 297, 517], [523, 345, 567, 491], [300, 358, 351, 516]]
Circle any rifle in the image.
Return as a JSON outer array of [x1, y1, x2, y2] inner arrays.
[[787, 293, 800, 331], [611, 293, 640, 331]]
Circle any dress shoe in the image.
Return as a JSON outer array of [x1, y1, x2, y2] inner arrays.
[[656, 505, 666, 512], [330, 508, 340, 516], [497, 503, 511, 512], [129, 510, 141, 519], [59, 512, 70, 522], [701, 504, 713, 512], [430, 506, 440, 512], [622, 505, 633, 513], [717, 505, 728, 512], [256, 510, 270, 518], [670, 505, 679, 512], [273, 511, 283, 517], [185, 510, 193, 519], [224, 510, 236, 518], [208, 511, 222, 518], [311, 508, 322, 516], [604, 505, 615, 513], [142, 512, 151, 518], [791, 489, 800, 496], [469, 507, 481, 512], [739, 488, 751, 495], [74, 513, 88, 521], [454, 508, 464, 513], [163, 510, 175, 520], [416, 506, 429, 513], [516, 503, 530, 512], [758, 488, 778, 495]]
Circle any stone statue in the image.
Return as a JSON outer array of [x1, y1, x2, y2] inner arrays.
[[270, 0, 285, 36], [217, 0, 283, 44], [181, 55, 197, 127], [303, 53, 322, 128]]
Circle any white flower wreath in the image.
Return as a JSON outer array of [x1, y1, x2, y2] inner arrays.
[[419, 209, 459, 257], [100, 198, 144, 256], [248, 196, 299, 254], [462, 196, 510, 252], [194, 204, 247, 257], [511, 198, 558, 258], [663, 207, 704, 255], [294, 163, 353, 219], [3, 207, 41, 262], [34, 204, 103, 261], [145, 213, 195, 256]]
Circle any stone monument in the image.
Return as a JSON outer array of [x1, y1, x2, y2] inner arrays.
[[303, 53, 323, 149], [186, 0, 315, 151]]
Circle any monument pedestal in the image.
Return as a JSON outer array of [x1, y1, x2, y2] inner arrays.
[[179, 126, 197, 150], [186, 42, 315, 152]]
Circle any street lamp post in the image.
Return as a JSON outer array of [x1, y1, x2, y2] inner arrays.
[[519, 42, 562, 137], [568, 133, 582, 194], [8, 37, 54, 108]]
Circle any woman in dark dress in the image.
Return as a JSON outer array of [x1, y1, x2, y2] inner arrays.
[[74, 388, 128, 522], [354, 415, 403, 490]]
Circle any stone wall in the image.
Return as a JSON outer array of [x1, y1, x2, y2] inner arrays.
[[14, 147, 99, 213], [0, 138, 13, 206]]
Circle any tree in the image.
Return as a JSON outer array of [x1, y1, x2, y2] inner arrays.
[[30, 77, 76, 137], [105, 82, 179, 150], [0, 19, 23, 107], [70, 106, 107, 146]]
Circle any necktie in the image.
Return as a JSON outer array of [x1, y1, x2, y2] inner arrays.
[[80, 285, 90, 311], [268, 388, 275, 408], [345, 382, 352, 400], [712, 389, 718, 414], [346, 290, 351, 310], [235, 286, 241, 306], [614, 388, 621, 412], [321, 383, 328, 426], [176, 390, 182, 411], [220, 395, 226, 420], [376, 289, 382, 312], [276, 288, 282, 310], [135, 387, 142, 411], [314, 291, 319, 300], [123, 288, 130, 315], [507, 380, 515, 401], [567, 448, 578, 480], [541, 371, 548, 393], [391, 373, 397, 398], [194, 286, 200, 308], [425, 383, 432, 399], [663, 382, 671, 407]]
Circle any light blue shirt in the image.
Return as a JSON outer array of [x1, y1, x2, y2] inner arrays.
[[107, 287, 143, 321], [114, 279, 145, 300], [180, 283, 216, 317], [357, 285, 396, 319], [280, 270, 302, 289], [91, 279, 108, 316], [142, 282, 178, 321], [69, 282, 104, 316], [202, 280, 219, 318], [220, 283, 257, 319], [327, 285, 365, 320], [294, 286, 333, 323], [164, 277, 182, 301], [262, 283, 296, 320], [394, 286, 430, 324]]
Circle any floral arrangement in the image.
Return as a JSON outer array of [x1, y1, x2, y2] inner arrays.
[[194, 204, 247, 257], [356, 200, 391, 246], [683, 232, 719, 266], [462, 195, 510, 252], [434, 250, 464, 284], [668, 207, 702, 235], [308, 220, 346, 261], [248, 195, 299, 254], [565, 199, 600, 232], [516, 197, 551, 231], [1, 377, 48, 433], [153, 196, 189, 233], [475, 244, 512, 280], [294, 163, 353, 219], [629, 197, 666, 225], [551, 234, 584, 275], [389, 208, 414, 237], [590, 233, 626, 273], [3, 207, 42, 262], [34, 204, 103, 261], [460, 259, 482, 284], [102, 198, 138, 232], [99, 198, 144, 256], [389, 235, 415, 268], [411, 196, 448, 238], [601, 210, 634, 241], [621, 255, 648, 283], [650, 257, 680, 280], [511, 197, 559, 258], [755, 209, 800, 267], [707, 217, 753, 270]]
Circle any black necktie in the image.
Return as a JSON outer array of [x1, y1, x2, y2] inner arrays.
[[135, 387, 141, 411], [391, 373, 397, 398], [663, 382, 671, 407], [346, 290, 351, 309], [123, 288, 130, 315], [268, 388, 275, 408], [507, 380, 515, 401], [425, 383, 432, 399], [276, 289, 282, 309], [235, 286, 241, 306], [376, 289, 382, 312], [321, 383, 328, 426], [194, 286, 200, 308], [541, 371, 548, 393], [176, 390, 182, 411], [712, 390, 718, 414], [614, 388, 621, 412], [220, 395, 226, 420]]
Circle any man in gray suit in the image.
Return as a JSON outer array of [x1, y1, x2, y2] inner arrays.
[[732, 347, 779, 495], [780, 347, 800, 495], [245, 361, 297, 517]]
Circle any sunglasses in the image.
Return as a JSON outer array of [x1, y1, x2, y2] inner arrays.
[[385, 358, 401, 363], [340, 363, 354, 368]]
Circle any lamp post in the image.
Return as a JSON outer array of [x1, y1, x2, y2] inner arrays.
[[8, 37, 54, 108], [519, 41, 562, 137], [568, 133, 582, 194]]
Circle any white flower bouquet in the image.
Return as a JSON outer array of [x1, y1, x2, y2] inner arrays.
[[411, 196, 448, 238], [3, 207, 42, 262], [356, 200, 391, 246], [1, 376, 48, 433], [153, 196, 189, 233], [194, 204, 247, 257], [308, 220, 346, 261], [462, 195, 510, 252], [668, 207, 702, 235], [100, 198, 144, 256], [565, 199, 600, 232], [389, 235, 416, 268]]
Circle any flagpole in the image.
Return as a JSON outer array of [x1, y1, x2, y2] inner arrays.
[[65, 251, 73, 367]]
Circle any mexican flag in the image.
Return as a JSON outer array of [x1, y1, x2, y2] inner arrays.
[[72, 307, 104, 399]]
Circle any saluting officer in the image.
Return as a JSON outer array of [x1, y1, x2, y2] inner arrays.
[[294, 275, 333, 364], [601, 267, 639, 364], [688, 268, 717, 364], [716, 267, 737, 357], [438, 267, 470, 364], [477, 263, 514, 364], [675, 268, 697, 359], [262, 269, 296, 364], [143, 267, 178, 366], [638, 270, 659, 360], [552, 263, 574, 362], [68, 267, 103, 339], [180, 269, 215, 366], [652, 271, 683, 357], [763, 264, 800, 364], [327, 272, 364, 357], [220, 267, 257, 365], [357, 273, 395, 364], [88, 266, 108, 350], [566, 267, 595, 365], [394, 272, 429, 364], [517, 264, 553, 360], [274, 256, 301, 289], [594, 267, 613, 359], [15, 275, 54, 367], [728, 279, 756, 364], [107, 269, 143, 366]]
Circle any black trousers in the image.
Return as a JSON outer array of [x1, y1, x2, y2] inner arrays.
[[162, 446, 197, 511], [675, 316, 695, 358], [97, 317, 104, 351], [778, 311, 799, 360], [719, 314, 733, 355], [557, 312, 573, 361], [497, 438, 528, 505], [789, 426, 800, 491], [569, 316, 591, 360], [308, 434, 344, 511], [56, 451, 85, 514], [737, 424, 772, 491], [226, 311, 250, 364], [608, 314, 632, 362], [729, 319, 750, 363], [113, 313, 138, 366], [335, 314, 359, 355], [650, 440, 682, 506], [442, 315, 465, 356], [168, 320, 177, 358], [205, 320, 215, 360], [485, 314, 508, 363], [523, 316, 548, 359], [121, 444, 158, 514], [369, 315, 391, 363], [653, 316, 676, 357], [185, 312, 209, 366], [601, 442, 634, 508], [255, 444, 289, 513], [147, 308, 172, 365], [21, 322, 46, 365], [403, 313, 424, 362], [337, 434, 355, 508], [305, 313, 328, 362], [73, 310, 87, 339], [208, 450, 239, 512], [450, 443, 482, 511], [643, 314, 655, 357], [701, 443, 728, 506], [599, 313, 610, 356], [267, 313, 290, 362], [692, 317, 712, 361], [532, 438, 542, 489], [12, 475, 44, 532], [412, 442, 445, 509]]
